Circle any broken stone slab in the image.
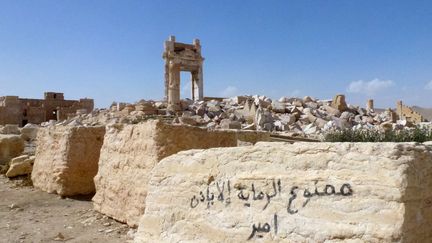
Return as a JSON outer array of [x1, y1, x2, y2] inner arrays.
[[31, 126, 105, 196], [135, 142, 432, 242], [6, 160, 33, 178], [219, 119, 241, 130], [0, 135, 24, 165]]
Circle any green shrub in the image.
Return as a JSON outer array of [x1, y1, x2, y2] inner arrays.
[[324, 127, 432, 142]]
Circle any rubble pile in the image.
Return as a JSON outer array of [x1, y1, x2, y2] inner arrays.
[[49, 95, 411, 138], [46, 94, 421, 140], [0, 123, 38, 176]]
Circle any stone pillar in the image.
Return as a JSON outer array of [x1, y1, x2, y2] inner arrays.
[[396, 100, 403, 120], [367, 99, 374, 110], [196, 66, 204, 100], [191, 71, 202, 101], [193, 39, 204, 101], [56, 108, 61, 121], [164, 63, 169, 101], [167, 63, 181, 111]]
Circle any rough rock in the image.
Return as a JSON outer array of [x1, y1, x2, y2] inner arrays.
[[0, 124, 20, 134], [93, 120, 240, 227], [6, 160, 33, 178], [20, 123, 39, 141], [0, 135, 24, 165], [220, 119, 241, 130], [31, 126, 105, 196], [135, 142, 432, 242], [331, 94, 348, 112]]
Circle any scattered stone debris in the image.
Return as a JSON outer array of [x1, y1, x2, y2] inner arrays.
[[42, 94, 429, 142]]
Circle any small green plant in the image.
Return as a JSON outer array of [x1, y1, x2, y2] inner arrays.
[[324, 127, 432, 142]]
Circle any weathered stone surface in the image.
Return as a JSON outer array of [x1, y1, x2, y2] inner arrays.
[[331, 94, 348, 112], [136, 142, 432, 242], [6, 160, 33, 178], [0, 124, 20, 134], [20, 123, 39, 141], [0, 135, 24, 165], [220, 119, 241, 130], [93, 120, 243, 227], [31, 126, 105, 196]]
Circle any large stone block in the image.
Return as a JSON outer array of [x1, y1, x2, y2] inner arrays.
[[31, 126, 105, 196], [93, 120, 251, 227], [0, 134, 24, 165], [135, 142, 432, 242]]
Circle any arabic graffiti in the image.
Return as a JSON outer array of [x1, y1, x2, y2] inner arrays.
[[189, 178, 354, 240], [247, 214, 278, 240]]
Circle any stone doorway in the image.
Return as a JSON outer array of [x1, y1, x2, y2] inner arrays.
[[163, 36, 204, 111]]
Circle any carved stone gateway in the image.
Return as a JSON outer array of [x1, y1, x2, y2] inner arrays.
[[163, 36, 204, 111]]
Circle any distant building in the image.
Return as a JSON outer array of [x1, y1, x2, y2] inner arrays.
[[0, 92, 93, 126]]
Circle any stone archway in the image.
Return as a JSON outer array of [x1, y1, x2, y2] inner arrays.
[[163, 36, 204, 111]]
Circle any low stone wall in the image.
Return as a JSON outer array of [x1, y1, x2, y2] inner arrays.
[[0, 134, 24, 165], [31, 126, 105, 196], [135, 142, 432, 242], [93, 120, 262, 227]]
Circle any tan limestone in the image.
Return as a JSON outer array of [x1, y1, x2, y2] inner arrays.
[[92, 120, 266, 227], [331, 94, 348, 112], [31, 126, 105, 196], [135, 142, 432, 242], [0, 134, 24, 165]]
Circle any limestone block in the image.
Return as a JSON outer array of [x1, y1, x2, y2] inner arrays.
[[0, 135, 24, 165], [135, 142, 432, 242], [20, 123, 39, 141], [92, 120, 240, 227], [0, 124, 20, 135], [6, 161, 32, 178], [220, 119, 241, 130], [31, 126, 105, 196], [331, 94, 348, 112]]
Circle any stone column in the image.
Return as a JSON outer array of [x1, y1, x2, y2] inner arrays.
[[366, 99, 374, 110], [167, 62, 181, 111], [191, 71, 201, 101], [195, 66, 204, 101], [164, 63, 169, 101]]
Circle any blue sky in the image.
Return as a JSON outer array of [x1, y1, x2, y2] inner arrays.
[[1, 1, 431, 108]]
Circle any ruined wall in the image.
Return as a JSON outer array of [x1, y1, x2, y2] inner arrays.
[[135, 142, 432, 242], [0, 96, 22, 125], [93, 120, 243, 227], [31, 126, 105, 196], [0, 92, 94, 126], [397, 100, 423, 124]]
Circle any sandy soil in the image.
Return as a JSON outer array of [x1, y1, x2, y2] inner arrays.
[[0, 175, 134, 243]]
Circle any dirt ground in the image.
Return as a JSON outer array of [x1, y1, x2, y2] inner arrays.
[[0, 175, 134, 243]]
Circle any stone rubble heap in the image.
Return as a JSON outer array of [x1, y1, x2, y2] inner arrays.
[[0, 123, 38, 177], [48, 94, 424, 139]]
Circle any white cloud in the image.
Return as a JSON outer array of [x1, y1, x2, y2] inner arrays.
[[425, 80, 432, 90], [220, 86, 239, 97], [347, 79, 394, 95]]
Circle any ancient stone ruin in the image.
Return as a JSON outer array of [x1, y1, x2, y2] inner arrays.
[[92, 119, 268, 226], [31, 126, 105, 196], [396, 100, 424, 124], [163, 36, 204, 111], [0, 92, 93, 126], [135, 142, 432, 242], [3, 36, 432, 242]]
